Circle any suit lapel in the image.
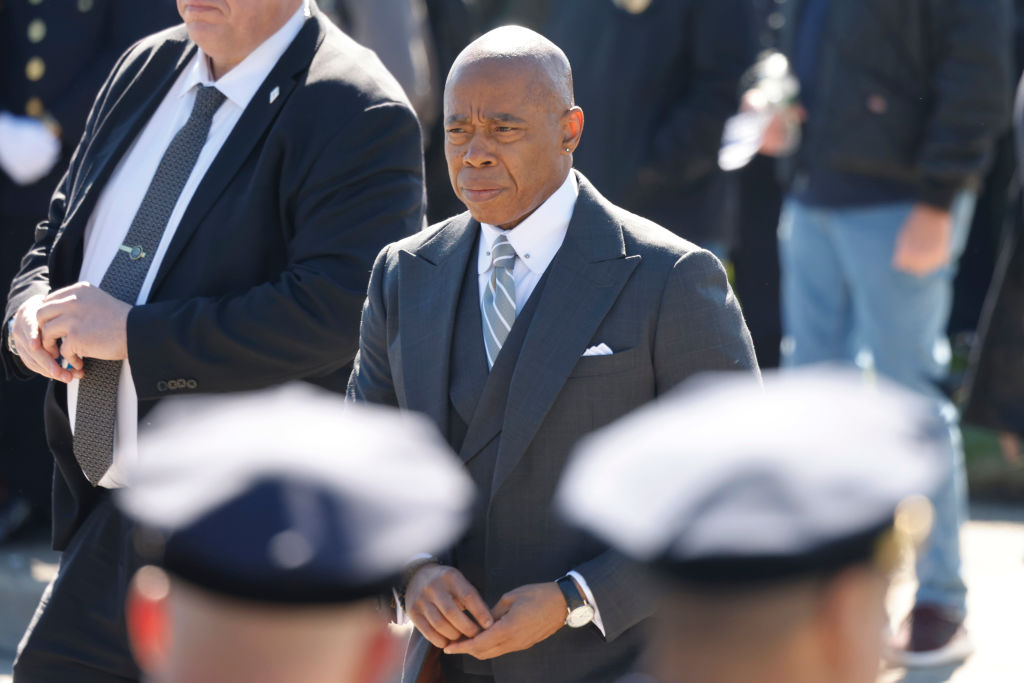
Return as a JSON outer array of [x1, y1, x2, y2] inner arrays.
[[149, 13, 325, 295], [493, 174, 640, 494], [53, 35, 195, 281], [398, 214, 478, 434]]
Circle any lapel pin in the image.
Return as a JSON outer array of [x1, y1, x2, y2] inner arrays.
[[269, 86, 280, 104]]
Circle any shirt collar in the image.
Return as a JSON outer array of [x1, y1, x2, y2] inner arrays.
[[180, 1, 309, 108], [478, 172, 579, 276]]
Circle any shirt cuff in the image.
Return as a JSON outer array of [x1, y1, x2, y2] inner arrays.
[[567, 569, 606, 637]]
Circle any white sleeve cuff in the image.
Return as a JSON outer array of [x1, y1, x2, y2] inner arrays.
[[567, 569, 606, 638]]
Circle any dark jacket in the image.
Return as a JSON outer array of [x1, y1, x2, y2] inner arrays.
[[2, 7, 424, 549], [963, 73, 1024, 437], [779, 0, 1014, 208], [543, 0, 759, 247]]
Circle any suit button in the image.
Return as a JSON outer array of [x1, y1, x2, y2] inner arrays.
[[28, 0, 42, 5], [78, 0, 94, 11], [27, 19, 46, 43], [25, 57, 45, 82], [186, 379, 198, 390], [25, 97, 44, 117], [157, 381, 168, 392]]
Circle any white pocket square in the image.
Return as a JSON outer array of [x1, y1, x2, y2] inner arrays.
[[582, 343, 614, 357]]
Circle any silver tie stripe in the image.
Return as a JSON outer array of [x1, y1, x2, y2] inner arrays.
[[73, 85, 227, 485], [482, 234, 517, 369]]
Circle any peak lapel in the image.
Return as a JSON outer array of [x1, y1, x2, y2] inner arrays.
[[54, 36, 195, 278], [398, 214, 478, 432], [148, 14, 324, 295], [493, 177, 640, 494]]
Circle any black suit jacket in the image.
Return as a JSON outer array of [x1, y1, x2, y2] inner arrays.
[[2, 5, 424, 549], [350, 173, 759, 682]]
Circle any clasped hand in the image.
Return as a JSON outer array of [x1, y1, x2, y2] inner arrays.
[[405, 564, 568, 661], [10, 282, 131, 383]]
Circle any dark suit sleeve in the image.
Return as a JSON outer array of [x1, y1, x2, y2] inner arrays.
[[652, 248, 759, 389], [347, 244, 399, 406], [1, 38, 141, 381], [639, 0, 757, 184], [127, 102, 423, 398], [573, 248, 759, 641]]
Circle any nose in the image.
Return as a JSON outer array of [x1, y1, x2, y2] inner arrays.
[[462, 134, 495, 168]]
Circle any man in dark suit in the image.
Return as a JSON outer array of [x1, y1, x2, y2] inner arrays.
[[2, 1, 423, 680], [348, 26, 758, 683], [0, 0, 180, 543]]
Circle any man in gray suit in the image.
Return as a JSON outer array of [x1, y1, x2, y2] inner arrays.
[[348, 26, 759, 683]]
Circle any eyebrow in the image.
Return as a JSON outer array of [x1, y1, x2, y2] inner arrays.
[[444, 113, 528, 125]]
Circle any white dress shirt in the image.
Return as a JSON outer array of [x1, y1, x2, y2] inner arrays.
[[476, 171, 607, 636], [67, 3, 308, 488], [477, 171, 578, 313]]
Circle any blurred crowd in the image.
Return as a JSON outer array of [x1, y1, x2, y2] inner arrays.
[[0, 0, 1022, 681]]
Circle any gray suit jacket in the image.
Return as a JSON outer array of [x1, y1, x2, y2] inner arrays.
[[348, 172, 758, 682]]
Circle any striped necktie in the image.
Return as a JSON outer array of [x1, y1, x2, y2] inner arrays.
[[482, 234, 517, 369]]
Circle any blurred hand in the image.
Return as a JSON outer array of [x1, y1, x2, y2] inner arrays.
[[443, 582, 567, 660], [0, 111, 61, 185], [405, 563, 494, 649], [36, 282, 131, 371], [10, 293, 80, 383], [892, 204, 953, 276], [741, 91, 804, 158]]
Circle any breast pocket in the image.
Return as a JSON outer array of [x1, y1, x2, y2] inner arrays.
[[568, 347, 644, 378]]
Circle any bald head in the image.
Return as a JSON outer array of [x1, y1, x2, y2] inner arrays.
[[443, 26, 584, 230], [448, 26, 574, 109]]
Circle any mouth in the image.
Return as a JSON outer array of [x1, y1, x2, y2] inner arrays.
[[460, 187, 504, 203], [181, 2, 219, 16]]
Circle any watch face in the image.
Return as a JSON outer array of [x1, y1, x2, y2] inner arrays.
[[566, 604, 596, 628]]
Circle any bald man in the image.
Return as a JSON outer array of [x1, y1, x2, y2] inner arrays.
[[349, 27, 758, 683]]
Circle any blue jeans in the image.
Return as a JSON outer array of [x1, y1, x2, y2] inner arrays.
[[778, 195, 975, 619]]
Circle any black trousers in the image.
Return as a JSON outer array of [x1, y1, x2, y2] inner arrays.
[[13, 494, 143, 682]]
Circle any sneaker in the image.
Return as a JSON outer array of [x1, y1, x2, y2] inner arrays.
[[885, 604, 973, 668]]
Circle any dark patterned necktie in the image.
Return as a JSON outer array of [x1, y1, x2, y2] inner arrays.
[[73, 85, 226, 484]]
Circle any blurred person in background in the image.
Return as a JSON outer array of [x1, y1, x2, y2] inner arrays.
[[3, 1, 424, 679], [963, 70, 1024, 467], [947, 0, 1024, 361], [759, 0, 1013, 667], [730, 0, 790, 369], [0, 0, 180, 544], [558, 368, 950, 683], [117, 386, 474, 683], [542, 0, 759, 258]]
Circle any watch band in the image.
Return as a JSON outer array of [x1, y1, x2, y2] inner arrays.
[[556, 574, 586, 611]]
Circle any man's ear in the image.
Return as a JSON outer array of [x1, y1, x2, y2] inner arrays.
[[561, 106, 585, 153], [126, 566, 172, 676], [356, 622, 402, 683]]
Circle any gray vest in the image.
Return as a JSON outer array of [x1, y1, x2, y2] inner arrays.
[[445, 239, 550, 677]]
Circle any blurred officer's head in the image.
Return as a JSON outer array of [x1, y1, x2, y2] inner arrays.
[[559, 368, 946, 683], [127, 566, 393, 683], [178, 0, 304, 78], [118, 385, 474, 683], [443, 26, 584, 230]]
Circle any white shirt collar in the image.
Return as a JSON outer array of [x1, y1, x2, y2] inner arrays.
[[180, 1, 309, 108], [478, 172, 579, 276]]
